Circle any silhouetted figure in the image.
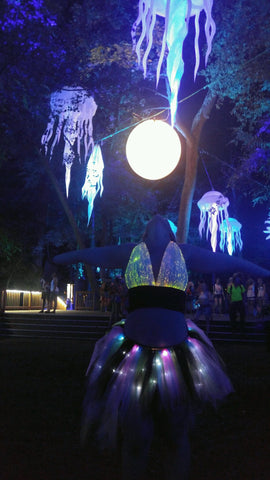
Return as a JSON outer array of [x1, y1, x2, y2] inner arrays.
[[49, 272, 58, 313], [54, 215, 270, 480], [40, 278, 50, 313], [228, 274, 246, 334]]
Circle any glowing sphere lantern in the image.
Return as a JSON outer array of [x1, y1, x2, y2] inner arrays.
[[126, 120, 181, 180]]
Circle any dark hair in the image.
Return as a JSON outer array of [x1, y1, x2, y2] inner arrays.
[[142, 215, 176, 243]]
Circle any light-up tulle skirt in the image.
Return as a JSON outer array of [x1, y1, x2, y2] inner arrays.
[[81, 319, 233, 449]]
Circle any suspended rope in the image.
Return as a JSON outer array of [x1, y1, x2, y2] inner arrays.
[[201, 156, 215, 190], [95, 47, 270, 145]]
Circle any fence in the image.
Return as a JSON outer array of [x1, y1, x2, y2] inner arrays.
[[0, 289, 99, 312], [75, 291, 100, 310], [0, 290, 66, 311], [0, 290, 42, 310]]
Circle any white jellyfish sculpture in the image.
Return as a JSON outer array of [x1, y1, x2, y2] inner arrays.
[[264, 214, 270, 240], [81, 145, 104, 225], [132, 0, 216, 125], [41, 87, 97, 197], [219, 217, 243, 256], [197, 191, 230, 253]]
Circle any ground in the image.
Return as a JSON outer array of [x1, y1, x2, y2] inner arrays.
[[1, 337, 270, 479]]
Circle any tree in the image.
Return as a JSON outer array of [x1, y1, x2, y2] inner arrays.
[[0, 0, 269, 289], [175, 0, 270, 242]]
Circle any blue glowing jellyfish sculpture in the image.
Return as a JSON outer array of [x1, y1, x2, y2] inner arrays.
[[132, 0, 216, 125], [219, 218, 243, 256], [81, 145, 104, 225], [197, 191, 230, 253], [264, 214, 270, 240], [41, 87, 97, 197]]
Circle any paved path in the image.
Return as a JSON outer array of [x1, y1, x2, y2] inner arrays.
[[1, 337, 270, 480]]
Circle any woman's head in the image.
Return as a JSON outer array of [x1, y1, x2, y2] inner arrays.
[[142, 215, 176, 244]]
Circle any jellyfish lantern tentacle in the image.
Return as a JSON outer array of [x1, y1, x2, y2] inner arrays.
[[41, 87, 97, 197], [219, 218, 243, 256], [264, 215, 270, 240], [81, 145, 104, 225], [132, 0, 216, 125]]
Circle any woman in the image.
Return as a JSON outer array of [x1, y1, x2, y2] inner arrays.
[[213, 277, 224, 314], [54, 215, 269, 480], [228, 274, 246, 333]]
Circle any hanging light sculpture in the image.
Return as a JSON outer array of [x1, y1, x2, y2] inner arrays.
[[197, 191, 230, 253], [41, 87, 97, 197], [126, 119, 181, 180], [219, 217, 243, 256], [82, 145, 104, 225], [132, 0, 216, 125]]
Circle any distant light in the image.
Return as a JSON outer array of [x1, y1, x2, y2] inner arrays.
[[126, 120, 181, 180], [6, 290, 41, 295]]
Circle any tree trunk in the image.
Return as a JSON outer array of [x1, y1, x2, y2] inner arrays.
[[175, 92, 217, 243], [40, 153, 97, 293]]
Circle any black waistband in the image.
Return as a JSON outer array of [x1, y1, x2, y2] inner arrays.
[[128, 286, 186, 313]]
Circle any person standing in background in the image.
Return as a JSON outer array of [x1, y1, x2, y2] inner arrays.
[[228, 274, 246, 334], [49, 272, 59, 313]]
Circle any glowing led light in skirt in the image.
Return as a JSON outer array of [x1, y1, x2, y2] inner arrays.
[[197, 191, 230, 252], [126, 120, 181, 180], [219, 217, 243, 256]]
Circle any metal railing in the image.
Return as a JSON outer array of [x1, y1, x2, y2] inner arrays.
[[75, 291, 99, 310]]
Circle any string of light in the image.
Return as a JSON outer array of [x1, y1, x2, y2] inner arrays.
[[96, 47, 270, 145]]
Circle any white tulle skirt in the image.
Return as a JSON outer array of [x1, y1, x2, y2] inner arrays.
[[81, 318, 233, 449]]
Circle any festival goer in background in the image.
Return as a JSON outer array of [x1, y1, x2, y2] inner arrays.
[[40, 278, 50, 313], [213, 277, 224, 314], [49, 272, 59, 313], [195, 280, 212, 335], [228, 274, 246, 334], [246, 277, 256, 318], [109, 276, 124, 325], [224, 276, 233, 313], [185, 279, 195, 314], [256, 277, 266, 319], [99, 279, 110, 312]]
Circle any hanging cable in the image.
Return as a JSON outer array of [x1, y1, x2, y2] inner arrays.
[[201, 156, 215, 190]]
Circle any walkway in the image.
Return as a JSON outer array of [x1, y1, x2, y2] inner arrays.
[[1, 309, 270, 345]]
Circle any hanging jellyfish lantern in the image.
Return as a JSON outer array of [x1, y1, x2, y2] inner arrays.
[[219, 218, 243, 256], [132, 0, 216, 125], [41, 87, 97, 197], [264, 214, 270, 240], [197, 191, 230, 253], [81, 145, 104, 225]]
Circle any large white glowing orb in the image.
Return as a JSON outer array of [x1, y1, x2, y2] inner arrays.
[[126, 120, 181, 180]]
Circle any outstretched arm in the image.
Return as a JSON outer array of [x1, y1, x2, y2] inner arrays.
[[54, 243, 136, 270], [180, 244, 270, 278]]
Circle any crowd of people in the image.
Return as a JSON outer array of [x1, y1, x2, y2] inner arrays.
[[100, 273, 269, 334], [185, 274, 269, 334]]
